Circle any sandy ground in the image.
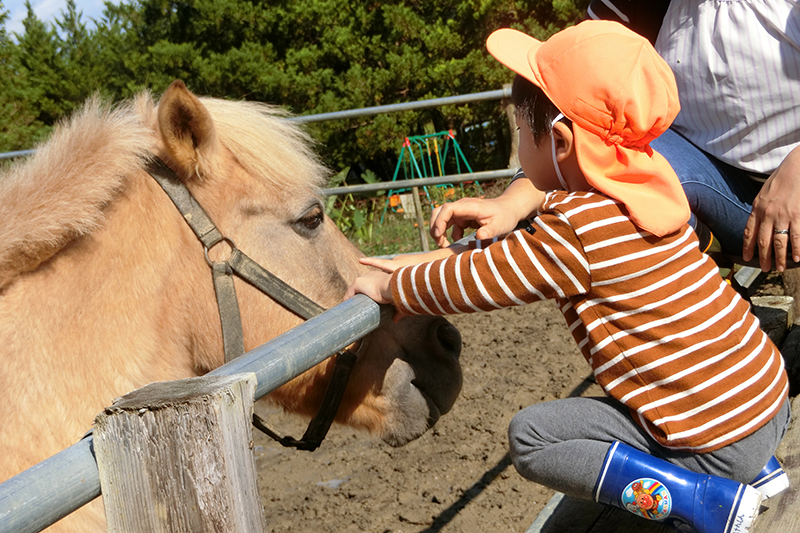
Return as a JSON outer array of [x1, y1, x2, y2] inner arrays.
[[251, 271, 793, 532], [254, 301, 606, 533]]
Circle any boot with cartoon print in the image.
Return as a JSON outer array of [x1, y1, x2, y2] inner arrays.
[[594, 441, 763, 533]]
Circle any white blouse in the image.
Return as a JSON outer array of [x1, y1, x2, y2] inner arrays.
[[655, 0, 800, 174]]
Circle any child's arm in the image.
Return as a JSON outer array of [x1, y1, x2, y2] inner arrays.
[[429, 176, 544, 248], [361, 244, 468, 270], [345, 245, 467, 305]]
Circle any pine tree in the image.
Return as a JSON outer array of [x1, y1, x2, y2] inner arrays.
[[57, 0, 105, 102], [1, 0, 590, 170], [106, 0, 587, 177], [16, 1, 67, 126], [0, 1, 42, 151]]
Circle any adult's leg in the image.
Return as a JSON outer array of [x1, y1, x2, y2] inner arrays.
[[507, 396, 790, 499], [651, 128, 762, 255]]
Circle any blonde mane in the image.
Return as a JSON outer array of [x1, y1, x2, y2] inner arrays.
[[0, 91, 329, 289], [198, 97, 329, 191]]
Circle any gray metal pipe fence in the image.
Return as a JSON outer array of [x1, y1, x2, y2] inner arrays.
[[321, 168, 515, 196], [0, 149, 35, 161], [0, 87, 512, 162], [288, 88, 511, 124], [0, 295, 389, 533]]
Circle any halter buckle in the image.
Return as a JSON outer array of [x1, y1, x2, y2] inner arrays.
[[204, 237, 237, 267]]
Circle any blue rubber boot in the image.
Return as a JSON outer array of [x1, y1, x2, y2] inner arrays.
[[594, 441, 763, 533], [750, 456, 790, 499]]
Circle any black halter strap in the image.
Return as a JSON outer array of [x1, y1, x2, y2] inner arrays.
[[147, 156, 357, 451]]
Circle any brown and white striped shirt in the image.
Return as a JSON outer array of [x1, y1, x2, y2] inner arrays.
[[391, 191, 788, 452]]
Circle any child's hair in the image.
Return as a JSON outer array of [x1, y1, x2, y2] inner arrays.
[[511, 74, 571, 145]]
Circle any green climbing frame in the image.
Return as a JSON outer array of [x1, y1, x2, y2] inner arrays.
[[381, 130, 480, 223]]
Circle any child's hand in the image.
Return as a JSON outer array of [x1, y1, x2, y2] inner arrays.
[[344, 270, 393, 304], [359, 247, 461, 271], [359, 256, 405, 271], [429, 179, 544, 248], [430, 197, 513, 247]]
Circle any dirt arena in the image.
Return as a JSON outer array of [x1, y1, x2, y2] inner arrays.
[[254, 300, 606, 533]]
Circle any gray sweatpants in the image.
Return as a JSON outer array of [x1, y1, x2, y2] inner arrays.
[[507, 396, 792, 500]]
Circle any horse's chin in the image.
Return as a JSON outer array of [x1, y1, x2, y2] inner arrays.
[[377, 360, 444, 447], [382, 388, 443, 447]]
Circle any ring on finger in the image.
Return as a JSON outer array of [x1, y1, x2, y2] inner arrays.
[[773, 229, 790, 235]]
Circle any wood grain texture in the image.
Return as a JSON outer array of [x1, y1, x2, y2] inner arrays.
[[750, 395, 800, 533], [94, 373, 265, 533]]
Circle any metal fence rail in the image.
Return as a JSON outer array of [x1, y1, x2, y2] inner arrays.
[[0, 295, 388, 533], [321, 168, 515, 197], [0, 88, 512, 161], [288, 88, 511, 124], [0, 149, 35, 160]]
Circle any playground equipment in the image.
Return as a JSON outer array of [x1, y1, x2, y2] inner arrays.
[[381, 130, 479, 226]]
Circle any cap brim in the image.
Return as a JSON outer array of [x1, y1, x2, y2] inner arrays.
[[487, 28, 544, 87]]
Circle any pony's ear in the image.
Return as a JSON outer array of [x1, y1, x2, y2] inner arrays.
[[157, 80, 217, 180]]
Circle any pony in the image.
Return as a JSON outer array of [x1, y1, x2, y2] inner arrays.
[[0, 81, 463, 531]]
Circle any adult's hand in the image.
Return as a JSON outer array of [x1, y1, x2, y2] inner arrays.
[[429, 178, 544, 248], [743, 145, 800, 271]]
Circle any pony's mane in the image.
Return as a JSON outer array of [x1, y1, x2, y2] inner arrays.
[[0, 90, 328, 289], [198, 97, 329, 191], [0, 93, 154, 289]]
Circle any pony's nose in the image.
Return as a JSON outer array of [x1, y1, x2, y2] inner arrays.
[[417, 318, 462, 416], [433, 320, 462, 360]]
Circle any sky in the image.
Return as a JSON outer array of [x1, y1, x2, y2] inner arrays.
[[3, 0, 122, 37]]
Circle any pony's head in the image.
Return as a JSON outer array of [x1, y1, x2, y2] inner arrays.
[[0, 81, 450, 531], [0, 84, 463, 507], [147, 81, 465, 445], [153, 81, 464, 445]]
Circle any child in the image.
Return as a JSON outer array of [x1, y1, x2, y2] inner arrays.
[[345, 21, 791, 533]]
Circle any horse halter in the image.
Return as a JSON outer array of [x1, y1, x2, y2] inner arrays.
[[147, 156, 357, 451]]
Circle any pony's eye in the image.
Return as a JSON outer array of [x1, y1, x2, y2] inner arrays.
[[299, 207, 324, 231]]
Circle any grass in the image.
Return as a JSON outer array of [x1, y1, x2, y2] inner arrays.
[[329, 178, 511, 258]]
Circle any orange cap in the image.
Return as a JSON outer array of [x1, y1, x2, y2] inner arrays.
[[487, 20, 690, 236]]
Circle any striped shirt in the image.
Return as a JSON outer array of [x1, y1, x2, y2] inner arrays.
[[391, 191, 789, 452], [588, 0, 800, 175], [586, 0, 671, 44]]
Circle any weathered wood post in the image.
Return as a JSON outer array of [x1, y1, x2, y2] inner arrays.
[[93, 373, 265, 532], [412, 185, 430, 251], [502, 83, 519, 170]]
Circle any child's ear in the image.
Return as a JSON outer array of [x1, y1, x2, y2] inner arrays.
[[552, 122, 576, 162]]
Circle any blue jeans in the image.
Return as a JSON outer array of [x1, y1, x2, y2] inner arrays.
[[651, 128, 764, 256]]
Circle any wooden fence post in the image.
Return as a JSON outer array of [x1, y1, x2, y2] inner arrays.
[[411, 185, 430, 251], [93, 373, 265, 532], [502, 83, 519, 170]]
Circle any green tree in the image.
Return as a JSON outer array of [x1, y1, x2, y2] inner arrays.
[[105, 0, 588, 179], [56, 0, 106, 102], [0, 0, 122, 151], [1, 0, 590, 171], [0, 2, 42, 150], [93, 1, 151, 98], [16, 1, 66, 128]]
